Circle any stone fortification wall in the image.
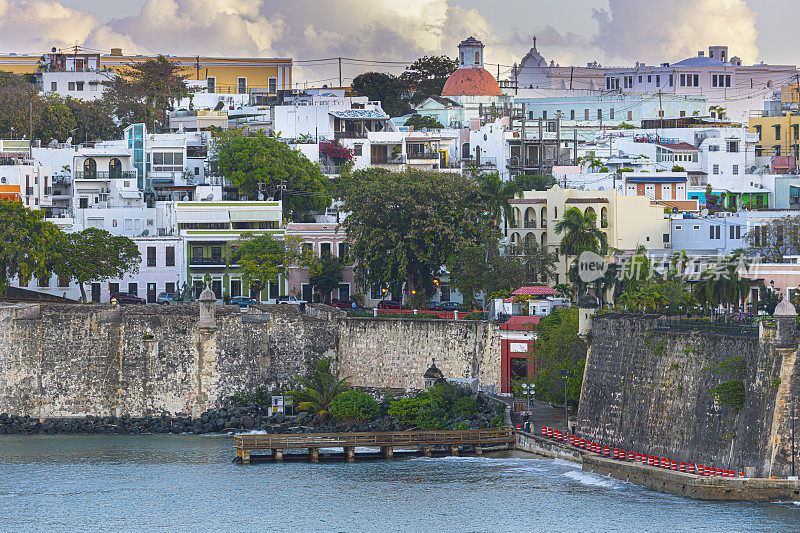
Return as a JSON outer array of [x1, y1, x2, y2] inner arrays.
[[575, 315, 799, 478], [0, 303, 497, 419], [336, 317, 500, 391]]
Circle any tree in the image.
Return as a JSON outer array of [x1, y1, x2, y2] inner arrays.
[[308, 256, 344, 303], [474, 171, 520, 231], [293, 358, 350, 424], [65, 97, 119, 142], [692, 253, 750, 314], [102, 75, 151, 130], [529, 308, 586, 409], [513, 174, 554, 193], [401, 55, 458, 105], [0, 84, 36, 140], [230, 234, 306, 298], [34, 93, 76, 143], [747, 215, 800, 263], [60, 228, 141, 303], [351, 72, 407, 117], [338, 168, 495, 300], [517, 238, 559, 283], [617, 279, 695, 314], [404, 114, 444, 130], [0, 201, 65, 291], [576, 155, 603, 172], [213, 129, 330, 220], [120, 55, 192, 130], [554, 206, 609, 278]]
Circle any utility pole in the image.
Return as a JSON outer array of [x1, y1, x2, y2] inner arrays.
[[338, 57, 342, 89], [196, 56, 200, 81], [658, 90, 664, 131]]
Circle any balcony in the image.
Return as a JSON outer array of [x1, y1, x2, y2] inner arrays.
[[25, 187, 33, 195], [44, 186, 52, 195], [74, 171, 137, 180], [372, 155, 407, 165], [407, 152, 439, 161], [524, 220, 537, 229], [507, 157, 540, 168], [334, 131, 367, 139], [320, 164, 341, 175], [189, 256, 227, 267]]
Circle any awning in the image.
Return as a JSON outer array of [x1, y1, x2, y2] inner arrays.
[[177, 210, 230, 224], [230, 209, 282, 222], [119, 191, 141, 199]]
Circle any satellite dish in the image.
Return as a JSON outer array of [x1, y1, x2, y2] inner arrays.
[[182, 195, 189, 201], [258, 193, 264, 200], [141, 229, 149, 237], [701, 209, 709, 216], [66, 137, 73, 145], [205, 194, 213, 201], [51, 47, 56, 53]]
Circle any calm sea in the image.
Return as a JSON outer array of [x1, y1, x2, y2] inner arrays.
[[0, 435, 798, 532]]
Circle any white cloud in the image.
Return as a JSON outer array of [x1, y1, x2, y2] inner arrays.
[[0, 0, 99, 53]]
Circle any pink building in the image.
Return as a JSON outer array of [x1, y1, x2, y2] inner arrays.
[[286, 222, 356, 302]]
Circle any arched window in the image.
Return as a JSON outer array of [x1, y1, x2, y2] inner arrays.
[[540, 207, 547, 227], [601, 207, 608, 228], [514, 208, 522, 227], [460, 51, 465, 65], [554, 206, 558, 219], [461, 142, 470, 160], [83, 158, 96, 178], [524, 207, 536, 228], [541, 232, 547, 248], [584, 206, 596, 225], [109, 158, 122, 178], [474, 51, 480, 65], [474, 146, 481, 165], [525, 233, 534, 246]]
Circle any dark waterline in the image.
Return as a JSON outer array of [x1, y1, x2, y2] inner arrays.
[[0, 435, 798, 532]]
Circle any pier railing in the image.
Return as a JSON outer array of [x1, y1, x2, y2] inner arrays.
[[234, 427, 515, 451]]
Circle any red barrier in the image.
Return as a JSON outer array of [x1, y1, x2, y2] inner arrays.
[[716, 469, 723, 477], [628, 451, 635, 462], [698, 464, 705, 476], [547, 427, 553, 438], [671, 461, 678, 471], [679, 462, 686, 473], [687, 463, 695, 474], [648, 455, 655, 466], [613, 448, 619, 459], [603, 446, 610, 457]]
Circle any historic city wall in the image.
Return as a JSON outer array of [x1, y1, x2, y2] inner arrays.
[[0, 303, 499, 419], [576, 314, 800, 478]]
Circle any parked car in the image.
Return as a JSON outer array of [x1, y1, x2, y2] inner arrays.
[[230, 296, 257, 309], [422, 300, 438, 310], [377, 300, 402, 310], [110, 291, 146, 305], [276, 295, 307, 305], [434, 301, 461, 312], [156, 292, 176, 305], [333, 300, 367, 311]]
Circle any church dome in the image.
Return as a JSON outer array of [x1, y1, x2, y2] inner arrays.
[[442, 68, 502, 97]]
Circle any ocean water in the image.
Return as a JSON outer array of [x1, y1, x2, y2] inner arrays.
[[0, 435, 798, 532]]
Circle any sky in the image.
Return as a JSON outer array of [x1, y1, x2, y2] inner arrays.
[[2, 0, 798, 84]]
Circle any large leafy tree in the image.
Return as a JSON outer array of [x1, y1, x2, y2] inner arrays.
[[308, 256, 344, 303], [65, 97, 119, 142], [448, 239, 527, 309], [34, 93, 76, 143], [118, 55, 192, 130], [338, 168, 495, 300], [351, 72, 407, 117], [513, 174, 555, 193], [404, 114, 444, 130], [401, 55, 458, 105], [230, 234, 308, 297], [0, 84, 37, 140], [530, 307, 587, 409], [102, 76, 151, 130], [213, 129, 330, 220], [0, 201, 65, 291], [746, 214, 800, 263], [60, 228, 141, 303]]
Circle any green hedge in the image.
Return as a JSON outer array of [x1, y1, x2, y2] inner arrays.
[[329, 390, 379, 423]]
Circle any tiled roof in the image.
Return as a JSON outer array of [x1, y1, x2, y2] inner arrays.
[[459, 36, 485, 48], [509, 198, 546, 204], [513, 286, 560, 296], [500, 316, 541, 331], [329, 109, 389, 119], [671, 56, 727, 67], [565, 198, 609, 204], [655, 141, 699, 151], [442, 68, 502, 96]]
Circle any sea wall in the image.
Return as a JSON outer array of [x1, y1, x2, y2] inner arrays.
[[0, 303, 499, 419], [576, 314, 800, 478]]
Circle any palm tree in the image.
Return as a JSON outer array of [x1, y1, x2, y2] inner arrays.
[[520, 239, 559, 283], [554, 207, 609, 274], [577, 155, 603, 172], [475, 171, 520, 232], [692, 253, 750, 317], [293, 358, 350, 424]]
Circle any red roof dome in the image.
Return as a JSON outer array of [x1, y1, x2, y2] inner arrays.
[[441, 68, 502, 97]]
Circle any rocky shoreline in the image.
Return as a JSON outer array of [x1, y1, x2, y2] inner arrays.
[[0, 393, 503, 436]]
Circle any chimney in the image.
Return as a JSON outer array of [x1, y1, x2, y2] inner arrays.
[[698, 51, 705, 57]]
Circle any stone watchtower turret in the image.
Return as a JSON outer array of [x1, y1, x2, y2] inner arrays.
[[578, 294, 599, 338], [774, 298, 797, 348], [198, 283, 217, 330]]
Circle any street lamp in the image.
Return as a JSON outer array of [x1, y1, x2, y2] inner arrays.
[[561, 369, 570, 435]]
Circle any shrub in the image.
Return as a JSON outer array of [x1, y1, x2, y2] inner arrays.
[[452, 396, 477, 419], [416, 400, 447, 430], [429, 381, 471, 411], [329, 390, 379, 424], [388, 397, 425, 428], [455, 421, 470, 430], [489, 415, 504, 428]]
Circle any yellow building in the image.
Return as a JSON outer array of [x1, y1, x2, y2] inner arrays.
[[508, 185, 670, 284], [0, 49, 292, 95], [749, 114, 800, 158], [781, 83, 799, 105]]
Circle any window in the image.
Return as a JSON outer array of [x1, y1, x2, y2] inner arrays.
[[76, 82, 84, 91], [152, 152, 184, 172], [675, 225, 682, 230], [733, 164, 739, 175], [320, 243, 332, 258], [542, 111, 547, 119], [736, 225, 741, 239], [726, 141, 739, 153], [627, 111, 633, 120], [207, 77, 216, 93], [712, 74, 718, 87], [775, 125, 781, 140], [585, 109, 589, 120], [610, 108, 614, 120], [338, 283, 350, 301], [663, 233, 669, 243], [680, 74, 685, 87], [147, 247, 156, 267], [237, 77, 247, 94], [109, 283, 119, 295], [647, 75, 652, 83], [338, 242, 348, 260], [597, 109, 602, 120], [194, 167, 200, 176], [353, 144, 363, 156], [440, 284, 451, 302], [474, 51, 480, 64], [713, 164, 720, 175], [68, 82, 75, 91], [50, 82, 57, 91], [638, 76, 642, 83], [570, 110, 575, 120], [83, 157, 97, 178], [112, 219, 117, 227], [709, 225, 715, 239], [268, 77, 277, 93], [166, 246, 175, 266], [693, 74, 699, 86], [725, 75, 731, 87], [693, 225, 700, 230], [128, 283, 138, 296], [90, 82, 98, 91], [79, 197, 88, 209]]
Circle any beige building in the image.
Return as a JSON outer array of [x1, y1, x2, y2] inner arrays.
[[507, 185, 671, 283]]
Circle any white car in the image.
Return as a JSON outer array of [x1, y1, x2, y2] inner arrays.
[[275, 296, 307, 305]]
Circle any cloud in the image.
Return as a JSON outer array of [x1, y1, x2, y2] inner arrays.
[[591, 0, 759, 64], [0, 0, 99, 53]]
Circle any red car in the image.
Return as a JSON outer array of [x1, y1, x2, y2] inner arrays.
[[110, 291, 146, 305], [333, 300, 367, 311], [377, 300, 401, 310]]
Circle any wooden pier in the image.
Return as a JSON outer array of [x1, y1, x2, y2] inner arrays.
[[234, 428, 515, 464]]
